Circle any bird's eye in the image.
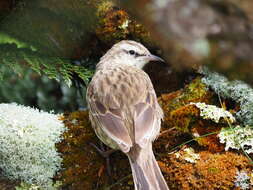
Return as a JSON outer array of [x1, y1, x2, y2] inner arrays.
[[129, 50, 135, 55]]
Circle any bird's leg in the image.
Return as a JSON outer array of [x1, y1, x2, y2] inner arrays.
[[89, 142, 116, 178], [90, 142, 116, 158]]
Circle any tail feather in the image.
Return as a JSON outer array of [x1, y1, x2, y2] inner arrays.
[[127, 144, 169, 190]]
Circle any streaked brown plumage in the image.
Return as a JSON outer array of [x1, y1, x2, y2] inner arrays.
[[87, 40, 169, 190]]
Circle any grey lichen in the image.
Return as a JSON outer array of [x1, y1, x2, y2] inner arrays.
[[218, 125, 253, 154], [200, 67, 253, 126], [234, 171, 251, 190], [175, 147, 200, 163], [0, 103, 66, 188], [15, 182, 41, 190], [190, 102, 235, 123]]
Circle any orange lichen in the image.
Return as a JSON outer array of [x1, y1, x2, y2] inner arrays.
[[161, 149, 253, 190]]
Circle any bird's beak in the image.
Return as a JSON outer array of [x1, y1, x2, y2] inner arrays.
[[148, 54, 165, 62]]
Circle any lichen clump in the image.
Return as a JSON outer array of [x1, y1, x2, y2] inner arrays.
[[0, 103, 65, 188], [175, 147, 200, 163], [201, 67, 253, 126], [190, 102, 236, 123], [15, 182, 41, 190], [219, 125, 253, 154], [234, 171, 251, 190]]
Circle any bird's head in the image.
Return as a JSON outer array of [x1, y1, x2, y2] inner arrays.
[[99, 40, 164, 69]]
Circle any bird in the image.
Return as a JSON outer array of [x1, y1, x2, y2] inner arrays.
[[86, 40, 169, 190]]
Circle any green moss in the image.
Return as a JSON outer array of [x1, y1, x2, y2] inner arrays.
[[159, 77, 216, 128], [159, 77, 229, 151]]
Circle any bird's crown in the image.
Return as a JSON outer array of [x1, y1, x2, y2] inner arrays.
[[111, 40, 151, 57], [98, 40, 163, 70]]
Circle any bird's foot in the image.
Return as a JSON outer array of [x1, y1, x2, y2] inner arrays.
[[89, 142, 116, 178], [90, 142, 116, 158]]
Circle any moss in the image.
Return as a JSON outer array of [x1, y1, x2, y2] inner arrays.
[[170, 104, 200, 133], [160, 149, 253, 190], [96, 8, 130, 43], [95, 1, 152, 46], [56, 111, 107, 190], [55, 92, 250, 189], [159, 77, 215, 120], [56, 111, 138, 190], [158, 77, 230, 151], [170, 104, 225, 152], [191, 121, 225, 152], [159, 77, 216, 129]]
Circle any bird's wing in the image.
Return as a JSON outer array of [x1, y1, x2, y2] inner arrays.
[[133, 90, 162, 148], [87, 67, 163, 152], [87, 68, 133, 152], [88, 97, 133, 153]]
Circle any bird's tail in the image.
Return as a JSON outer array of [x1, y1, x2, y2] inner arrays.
[[127, 144, 169, 190]]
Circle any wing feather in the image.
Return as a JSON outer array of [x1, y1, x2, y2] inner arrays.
[[89, 98, 132, 153], [98, 112, 132, 152], [134, 92, 160, 148]]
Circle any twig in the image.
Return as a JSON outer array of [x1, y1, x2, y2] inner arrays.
[[104, 174, 132, 190], [159, 127, 176, 137]]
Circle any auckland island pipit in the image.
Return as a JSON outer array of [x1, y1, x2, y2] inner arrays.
[[87, 40, 169, 190]]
